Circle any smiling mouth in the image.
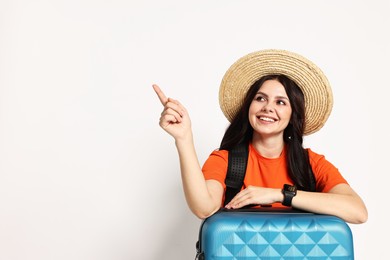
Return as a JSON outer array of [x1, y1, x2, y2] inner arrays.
[[258, 116, 276, 122]]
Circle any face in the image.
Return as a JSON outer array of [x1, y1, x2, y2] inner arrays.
[[248, 79, 292, 139]]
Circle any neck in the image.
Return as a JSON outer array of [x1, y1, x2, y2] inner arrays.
[[252, 134, 284, 158]]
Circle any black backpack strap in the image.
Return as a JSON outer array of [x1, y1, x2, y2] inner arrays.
[[223, 143, 249, 206]]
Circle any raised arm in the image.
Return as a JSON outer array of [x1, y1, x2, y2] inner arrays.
[[153, 84, 223, 218]]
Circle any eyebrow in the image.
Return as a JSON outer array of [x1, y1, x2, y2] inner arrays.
[[256, 91, 289, 101]]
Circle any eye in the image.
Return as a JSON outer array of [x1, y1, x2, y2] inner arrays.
[[277, 100, 286, 105], [254, 95, 266, 102]]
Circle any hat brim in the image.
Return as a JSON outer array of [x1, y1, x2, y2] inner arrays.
[[219, 49, 333, 135]]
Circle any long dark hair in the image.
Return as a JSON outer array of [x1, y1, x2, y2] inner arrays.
[[220, 74, 315, 191]]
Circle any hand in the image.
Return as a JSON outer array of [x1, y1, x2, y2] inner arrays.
[[152, 84, 192, 140], [224, 185, 282, 209]]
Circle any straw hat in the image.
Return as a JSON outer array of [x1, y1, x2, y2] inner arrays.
[[219, 49, 333, 135]]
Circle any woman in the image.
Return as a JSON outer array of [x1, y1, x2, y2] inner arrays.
[[153, 49, 367, 224]]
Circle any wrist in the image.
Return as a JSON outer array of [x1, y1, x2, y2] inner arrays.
[[175, 132, 194, 147], [278, 189, 285, 203]]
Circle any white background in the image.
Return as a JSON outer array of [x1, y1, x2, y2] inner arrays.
[[0, 0, 388, 259]]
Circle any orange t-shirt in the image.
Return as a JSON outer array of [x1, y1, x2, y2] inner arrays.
[[202, 143, 348, 206]]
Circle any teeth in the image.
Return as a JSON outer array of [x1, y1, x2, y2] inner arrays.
[[259, 117, 275, 122]]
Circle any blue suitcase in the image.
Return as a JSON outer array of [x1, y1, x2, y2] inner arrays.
[[196, 208, 354, 259]]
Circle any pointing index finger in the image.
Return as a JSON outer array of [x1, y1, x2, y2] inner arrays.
[[152, 84, 168, 106]]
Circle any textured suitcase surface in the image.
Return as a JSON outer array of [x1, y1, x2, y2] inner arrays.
[[197, 208, 354, 260]]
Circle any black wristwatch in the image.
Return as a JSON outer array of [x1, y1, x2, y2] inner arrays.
[[282, 184, 297, 206]]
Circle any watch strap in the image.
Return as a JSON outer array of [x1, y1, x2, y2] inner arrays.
[[282, 184, 297, 206]]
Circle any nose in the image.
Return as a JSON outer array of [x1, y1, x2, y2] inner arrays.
[[261, 103, 274, 113]]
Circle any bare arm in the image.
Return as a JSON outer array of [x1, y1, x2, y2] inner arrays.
[[292, 184, 368, 224], [225, 183, 368, 224], [153, 84, 222, 218]]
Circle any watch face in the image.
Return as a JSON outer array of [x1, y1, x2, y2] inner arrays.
[[287, 186, 295, 192], [284, 184, 297, 192]]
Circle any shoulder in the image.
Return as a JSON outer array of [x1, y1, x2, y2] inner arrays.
[[305, 147, 337, 172], [203, 148, 229, 168], [305, 148, 348, 191], [209, 148, 229, 159], [306, 148, 327, 164]]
